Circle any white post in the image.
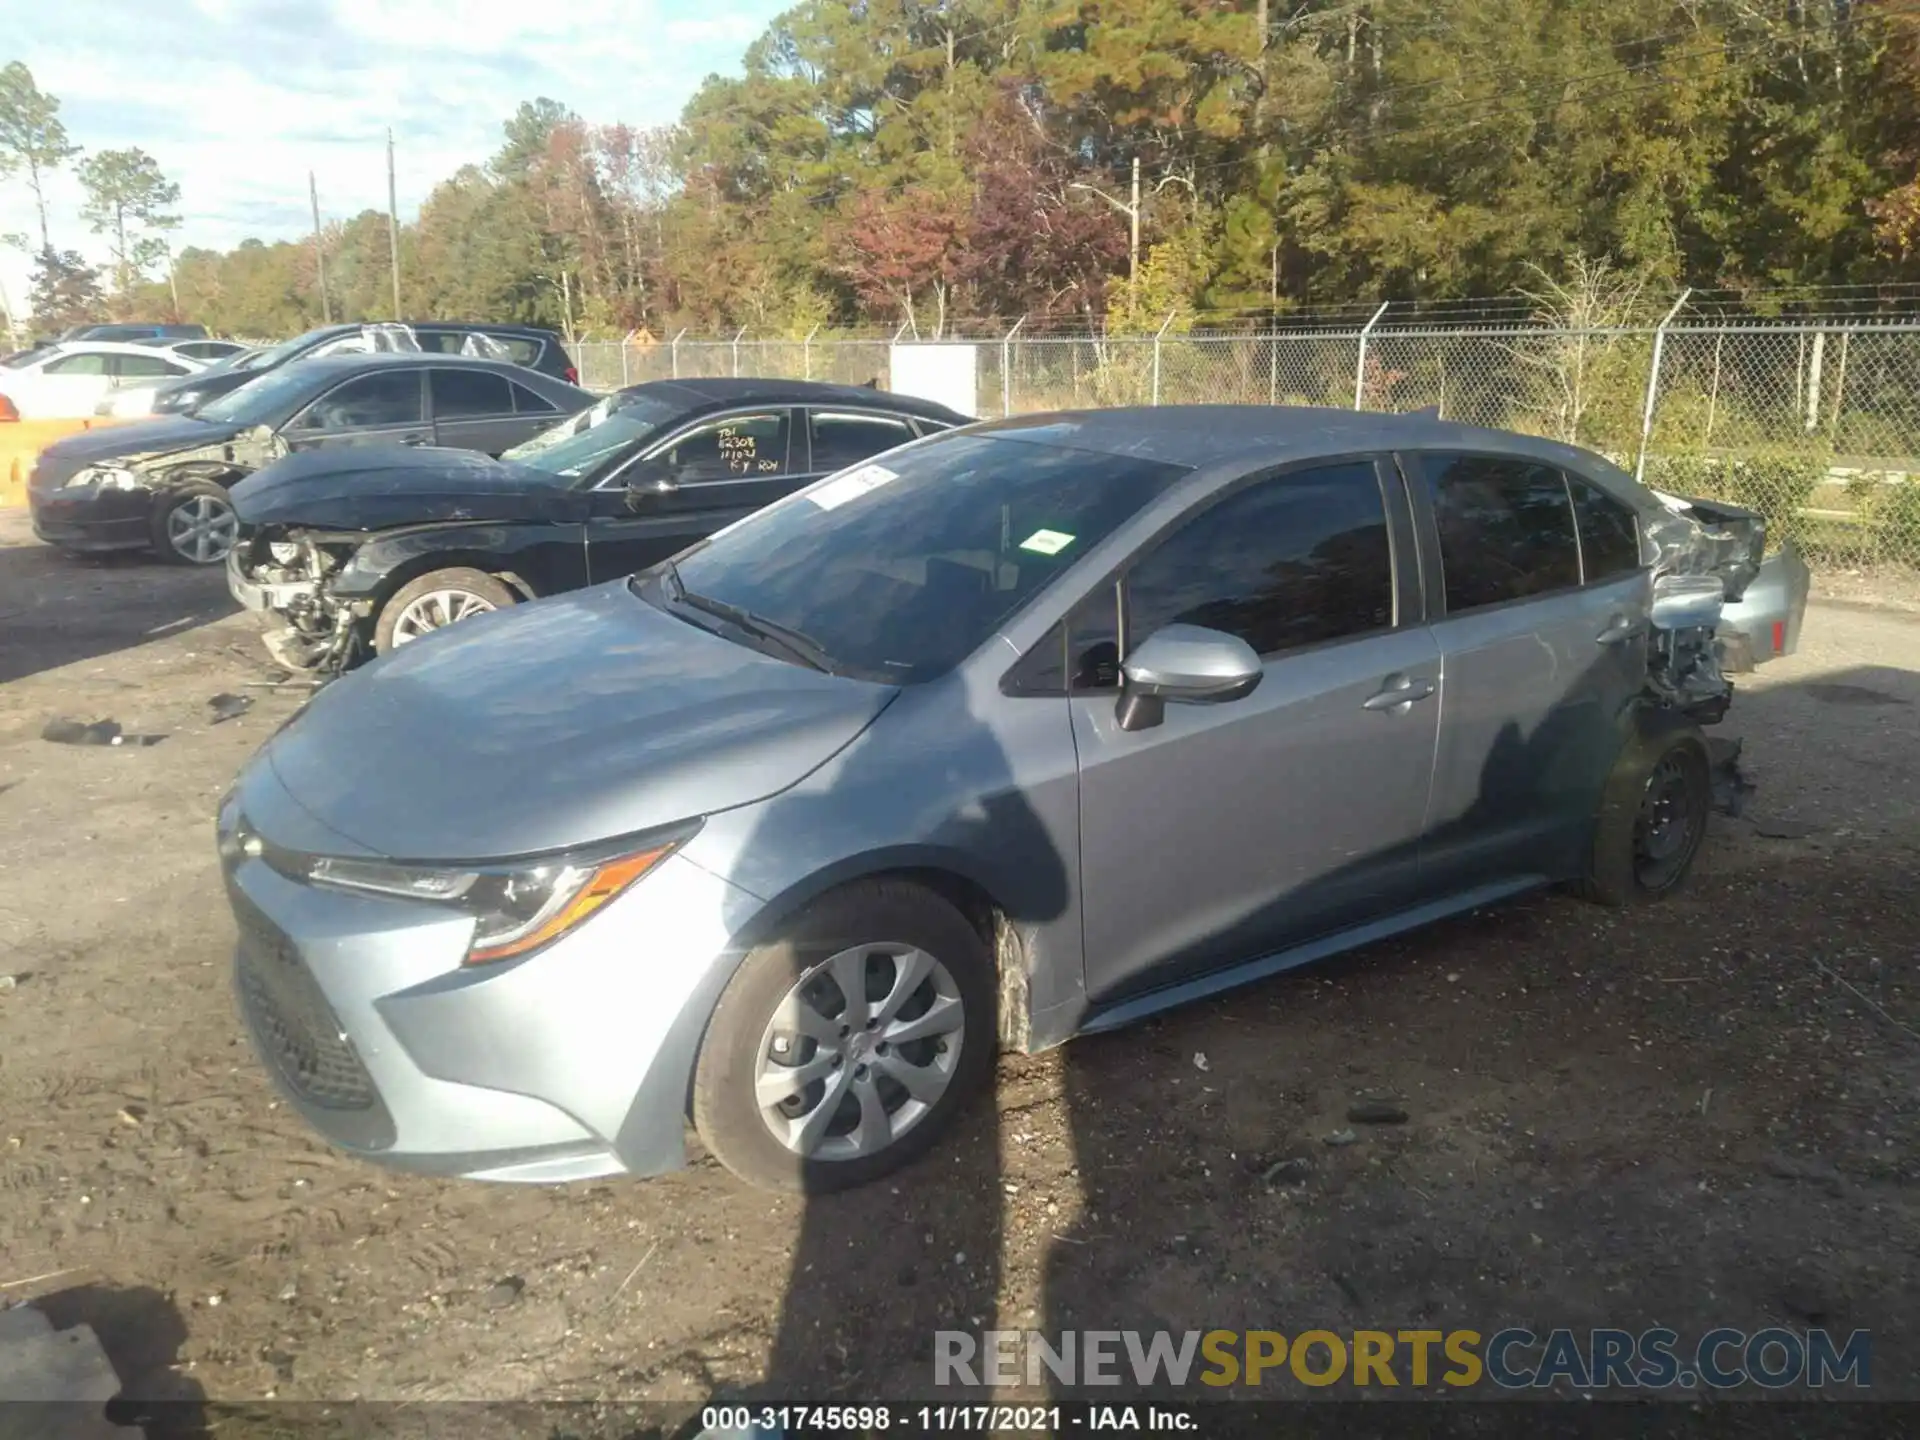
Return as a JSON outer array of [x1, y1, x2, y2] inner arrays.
[[670, 326, 687, 379], [803, 323, 820, 382], [1001, 315, 1026, 417], [731, 326, 747, 378], [620, 328, 633, 387], [893, 320, 910, 343], [1353, 300, 1390, 410], [1634, 289, 1692, 484], [1150, 310, 1176, 406], [1805, 330, 1826, 433]]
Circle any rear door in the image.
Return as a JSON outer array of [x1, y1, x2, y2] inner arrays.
[[28, 351, 115, 417], [1406, 451, 1651, 894], [280, 369, 432, 452], [584, 407, 801, 582], [428, 366, 524, 454], [1072, 457, 1441, 1005]]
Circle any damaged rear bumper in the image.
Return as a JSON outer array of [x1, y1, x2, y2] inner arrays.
[[1716, 542, 1811, 672]]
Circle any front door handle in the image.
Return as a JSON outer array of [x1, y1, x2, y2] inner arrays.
[[399, 433, 430, 447], [1362, 675, 1437, 712], [1596, 615, 1645, 645]]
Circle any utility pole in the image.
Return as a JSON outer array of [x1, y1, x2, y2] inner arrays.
[[1128, 154, 1141, 295], [167, 252, 180, 321], [386, 129, 402, 320], [310, 171, 333, 324], [1074, 157, 1143, 294]]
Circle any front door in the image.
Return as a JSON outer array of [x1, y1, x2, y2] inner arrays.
[[1072, 458, 1441, 1006], [281, 369, 431, 452], [585, 407, 804, 582], [1406, 452, 1652, 893]]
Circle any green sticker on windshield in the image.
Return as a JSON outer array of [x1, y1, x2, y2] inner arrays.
[[1019, 528, 1076, 556]]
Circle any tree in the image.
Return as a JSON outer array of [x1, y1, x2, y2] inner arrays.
[[26, 248, 106, 331], [76, 147, 182, 300], [0, 62, 82, 253], [834, 185, 971, 336]]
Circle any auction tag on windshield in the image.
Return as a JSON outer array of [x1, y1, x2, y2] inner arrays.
[[809, 463, 899, 512], [1019, 528, 1076, 556]]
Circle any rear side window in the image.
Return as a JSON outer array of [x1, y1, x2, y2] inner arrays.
[[430, 367, 514, 418], [809, 411, 916, 472], [1124, 461, 1395, 658], [510, 381, 559, 414], [1421, 453, 1580, 613], [1569, 476, 1644, 583], [111, 353, 187, 378]]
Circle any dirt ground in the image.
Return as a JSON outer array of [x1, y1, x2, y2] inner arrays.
[[1, 504, 1917, 1414]]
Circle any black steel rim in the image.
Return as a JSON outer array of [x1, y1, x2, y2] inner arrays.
[[1633, 751, 1705, 890]]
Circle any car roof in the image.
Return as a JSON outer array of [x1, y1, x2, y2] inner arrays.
[[625, 376, 971, 423], [968, 405, 1640, 490], [36, 340, 208, 358], [290, 351, 534, 374], [297, 321, 562, 344]]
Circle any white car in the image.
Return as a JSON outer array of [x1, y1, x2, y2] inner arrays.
[[0, 341, 210, 420]]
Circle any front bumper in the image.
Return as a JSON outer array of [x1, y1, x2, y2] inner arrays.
[[220, 772, 757, 1183], [28, 481, 153, 552]]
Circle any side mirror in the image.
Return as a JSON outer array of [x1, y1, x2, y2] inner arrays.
[[1114, 624, 1263, 732], [624, 466, 680, 511]]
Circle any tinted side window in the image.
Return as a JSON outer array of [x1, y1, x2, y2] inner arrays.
[[1569, 475, 1643, 583], [296, 371, 425, 430], [1124, 461, 1394, 658], [509, 380, 559, 414], [1422, 454, 1580, 612], [110, 353, 186, 378], [655, 412, 792, 482], [430, 367, 514, 418], [810, 411, 916, 472], [44, 352, 110, 375]]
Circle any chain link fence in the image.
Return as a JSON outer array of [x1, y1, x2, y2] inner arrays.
[[573, 320, 1920, 571]]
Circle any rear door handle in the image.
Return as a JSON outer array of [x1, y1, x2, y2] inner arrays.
[[1362, 675, 1437, 712], [399, 433, 430, 447], [1596, 616, 1645, 645]]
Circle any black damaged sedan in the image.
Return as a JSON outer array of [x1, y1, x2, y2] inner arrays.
[[225, 377, 969, 671], [27, 352, 591, 565]]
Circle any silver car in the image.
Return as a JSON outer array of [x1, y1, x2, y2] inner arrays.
[[217, 407, 1809, 1192]]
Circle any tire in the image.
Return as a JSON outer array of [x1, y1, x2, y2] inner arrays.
[[1578, 720, 1713, 906], [373, 567, 517, 654], [150, 481, 239, 566], [692, 880, 996, 1194]]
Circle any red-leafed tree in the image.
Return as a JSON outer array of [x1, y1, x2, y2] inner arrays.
[[833, 185, 971, 337], [961, 86, 1129, 321]]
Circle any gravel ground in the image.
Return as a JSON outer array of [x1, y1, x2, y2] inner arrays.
[[0, 507, 1916, 1413]]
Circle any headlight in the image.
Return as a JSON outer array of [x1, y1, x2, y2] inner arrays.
[[304, 829, 694, 965], [61, 464, 143, 491]]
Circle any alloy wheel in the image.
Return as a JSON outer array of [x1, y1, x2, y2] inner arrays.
[[753, 943, 966, 1162], [388, 589, 498, 645], [166, 494, 239, 564]]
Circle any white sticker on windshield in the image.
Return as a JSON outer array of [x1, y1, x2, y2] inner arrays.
[[1019, 528, 1076, 556], [809, 463, 899, 511]]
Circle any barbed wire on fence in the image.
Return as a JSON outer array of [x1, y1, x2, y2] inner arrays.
[[569, 315, 1920, 570]]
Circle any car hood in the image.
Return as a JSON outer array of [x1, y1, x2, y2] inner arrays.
[[231, 446, 577, 531], [40, 414, 243, 466], [260, 580, 899, 859]]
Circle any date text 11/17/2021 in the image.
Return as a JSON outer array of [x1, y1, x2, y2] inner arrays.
[[699, 1402, 1199, 1433]]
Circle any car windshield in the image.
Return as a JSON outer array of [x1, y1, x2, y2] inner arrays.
[[503, 392, 686, 481], [194, 365, 321, 426], [643, 432, 1187, 684]]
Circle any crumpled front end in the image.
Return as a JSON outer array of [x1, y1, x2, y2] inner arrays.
[[1640, 490, 1795, 726], [228, 529, 368, 674]]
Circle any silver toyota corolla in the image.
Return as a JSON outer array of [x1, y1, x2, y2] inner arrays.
[[218, 407, 1810, 1192]]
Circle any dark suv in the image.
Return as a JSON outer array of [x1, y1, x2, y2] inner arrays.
[[57, 322, 211, 342], [147, 323, 576, 416]]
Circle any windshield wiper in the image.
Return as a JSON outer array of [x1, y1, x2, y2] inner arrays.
[[660, 562, 834, 674]]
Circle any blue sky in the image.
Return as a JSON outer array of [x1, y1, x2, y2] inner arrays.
[[1, 0, 792, 325]]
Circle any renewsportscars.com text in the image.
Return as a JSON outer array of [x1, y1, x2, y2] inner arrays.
[[935, 1327, 1871, 1391]]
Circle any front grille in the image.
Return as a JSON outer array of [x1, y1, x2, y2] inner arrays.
[[232, 900, 378, 1113]]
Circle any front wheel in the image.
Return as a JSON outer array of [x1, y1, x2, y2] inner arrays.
[[692, 881, 996, 1193], [151, 482, 239, 566], [1579, 722, 1712, 905], [373, 567, 517, 654]]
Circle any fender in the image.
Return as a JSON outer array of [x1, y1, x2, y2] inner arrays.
[[329, 518, 590, 603]]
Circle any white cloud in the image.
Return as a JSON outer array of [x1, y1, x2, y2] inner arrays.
[[0, 0, 789, 328]]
